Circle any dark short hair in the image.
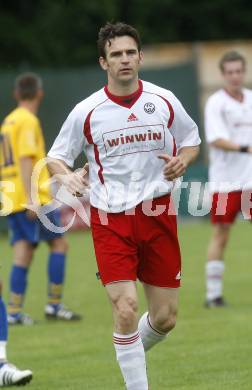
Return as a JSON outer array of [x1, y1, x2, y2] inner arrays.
[[97, 22, 141, 58], [219, 51, 246, 72], [15, 72, 43, 100]]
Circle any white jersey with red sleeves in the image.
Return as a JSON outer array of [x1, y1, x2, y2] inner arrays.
[[205, 88, 252, 192], [48, 80, 200, 212]]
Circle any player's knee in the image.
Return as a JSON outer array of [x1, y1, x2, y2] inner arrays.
[[215, 234, 228, 250], [214, 226, 230, 248], [50, 237, 68, 253], [220, 233, 229, 247], [113, 295, 138, 328], [152, 311, 177, 334]]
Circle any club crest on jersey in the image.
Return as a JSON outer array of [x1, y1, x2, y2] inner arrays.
[[144, 102, 155, 114]]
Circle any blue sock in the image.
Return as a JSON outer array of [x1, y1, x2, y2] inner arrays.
[[0, 297, 8, 342], [8, 265, 28, 317], [48, 252, 66, 310], [0, 296, 8, 364]]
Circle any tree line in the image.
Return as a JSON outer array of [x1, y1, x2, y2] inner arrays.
[[0, 0, 251, 68]]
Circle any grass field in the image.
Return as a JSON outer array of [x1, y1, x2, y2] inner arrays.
[[1, 220, 252, 389]]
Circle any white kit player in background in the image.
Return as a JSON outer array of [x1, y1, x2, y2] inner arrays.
[[204, 51, 252, 307], [47, 22, 200, 390]]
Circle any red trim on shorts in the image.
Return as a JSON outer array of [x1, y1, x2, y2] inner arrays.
[[104, 80, 143, 108], [83, 109, 104, 184]]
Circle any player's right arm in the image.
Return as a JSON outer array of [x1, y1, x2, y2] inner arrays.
[[47, 158, 88, 196], [205, 95, 252, 153], [47, 103, 88, 195]]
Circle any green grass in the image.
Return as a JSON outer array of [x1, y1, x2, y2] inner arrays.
[[1, 220, 252, 389]]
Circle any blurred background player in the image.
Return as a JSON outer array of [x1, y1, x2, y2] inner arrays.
[[204, 51, 252, 307], [0, 280, 32, 386], [0, 72, 81, 324], [47, 22, 200, 389]]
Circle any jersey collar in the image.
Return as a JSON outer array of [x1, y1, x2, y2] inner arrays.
[[104, 80, 143, 108], [223, 88, 244, 103]]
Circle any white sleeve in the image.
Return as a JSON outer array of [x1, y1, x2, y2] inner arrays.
[[170, 94, 201, 150], [48, 106, 85, 168], [204, 97, 229, 143]]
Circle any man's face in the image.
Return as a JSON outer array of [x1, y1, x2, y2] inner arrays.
[[222, 60, 245, 90], [99, 35, 143, 84]]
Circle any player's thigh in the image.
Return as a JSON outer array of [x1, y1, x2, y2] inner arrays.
[[211, 223, 231, 243], [7, 211, 39, 246], [40, 209, 64, 244], [138, 213, 181, 288], [91, 207, 138, 285], [13, 240, 34, 266], [143, 283, 179, 323]]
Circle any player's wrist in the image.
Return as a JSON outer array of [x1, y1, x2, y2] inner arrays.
[[239, 145, 249, 153]]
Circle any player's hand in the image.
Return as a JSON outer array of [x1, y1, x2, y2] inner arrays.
[[25, 204, 40, 220], [73, 163, 89, 197], [158, 154, 187, 181], [58, 166, 89, 197]]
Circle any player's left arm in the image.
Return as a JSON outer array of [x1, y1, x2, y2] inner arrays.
[[159, 92, 201, 181], [159, 145, 199, 181], [17, 119, 41, 219], [19, 155, 39, 219]]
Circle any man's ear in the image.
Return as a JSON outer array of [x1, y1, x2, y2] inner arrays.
[[37, 88, 44, 101], [99, 56, 108, 71], [139, 51, 144, 66], [13, 89, 19, 102]]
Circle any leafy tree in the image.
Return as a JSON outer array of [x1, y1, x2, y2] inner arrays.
[[0, 0, 251, 68]]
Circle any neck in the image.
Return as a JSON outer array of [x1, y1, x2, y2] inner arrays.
[[225, 86, 243, 101], [107, 77, 139, 96], [18, 100, 38, 115]]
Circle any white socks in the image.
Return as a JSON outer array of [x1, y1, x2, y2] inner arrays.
[[0, 342, 7, 362], [113, 331, 148, 390], [206, 260, 225, 300], [138, 312, 167, 352]]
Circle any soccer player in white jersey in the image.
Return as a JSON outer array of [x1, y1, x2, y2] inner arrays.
[[204, 51, 252, 307], [47, 22, 200, 389]]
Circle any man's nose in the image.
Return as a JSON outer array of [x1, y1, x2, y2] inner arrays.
[[121, 52, 130, 62]]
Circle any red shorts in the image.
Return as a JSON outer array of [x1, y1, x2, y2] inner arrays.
[[90, 195, 181, 288], [211, 190, 252, 224]]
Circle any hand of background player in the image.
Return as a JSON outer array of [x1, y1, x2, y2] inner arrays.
[[26, 207, 39, 220], [25, 203, 40, 220], [158, 154, 187, 180]]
